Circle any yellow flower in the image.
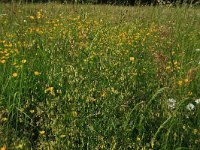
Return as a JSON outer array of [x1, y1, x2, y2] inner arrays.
[[37, 12, 42, 19], [15, 144, 23, 149], [12, 62, 17, 66], [193, 129, 198, 135], [130, 57, 135, 62], [86, 97, 96, 103], [39, 130, 45, 135], [100, 91, 106, 98], [111, 87, 118, 94], [178, 80, 183, 86], [71, 111, 78, 117], [15, 65, 21, 69], [90, 97, 96, 102], [166, 66, 171, 70], [136, 136, 141, 141], [184, 78, 189, 83], [1, 59, 5, 64], [60, 134, 66, 138], [2, 117, 8, 122], [188, 91, 193, 95], [99, 144, 105, 149], [4, 43, 12, 47], [29, 16, 34, 20], [34, 71, 40, 76], [1, 145, 6, 150], [30, 110, 35, 113], [12, 72, 18, 77], [21, 59, 27, 64], [45, 86, 54, 93]]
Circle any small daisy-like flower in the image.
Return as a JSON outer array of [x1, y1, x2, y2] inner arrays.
[[12, 72, 17, 77], [130, 57, 135, 62], [168, 98, 176, 109], [186, 103, 195, 111], [195, 99, 200, 104], [34, 71, 40, 76]]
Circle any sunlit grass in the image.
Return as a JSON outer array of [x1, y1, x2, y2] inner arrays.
[[0, 3, 200, 149]]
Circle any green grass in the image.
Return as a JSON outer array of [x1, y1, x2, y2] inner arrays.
[[0, 3, 200, 149]]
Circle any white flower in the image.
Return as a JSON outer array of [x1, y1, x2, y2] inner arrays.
[[168, 98, 176, 109], [186, 103, 195, 111], [195, 99, 200, 104], [23, 20, 27, 23], [196, 49, 200, 52], [0, 14, 7, 16]]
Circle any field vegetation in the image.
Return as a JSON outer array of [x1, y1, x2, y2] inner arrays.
[[0, 3, 200, 149]]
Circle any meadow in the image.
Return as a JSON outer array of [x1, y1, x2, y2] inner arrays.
[[0, 3, 200, 149]]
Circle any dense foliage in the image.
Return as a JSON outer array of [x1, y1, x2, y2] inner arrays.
[[0, 3, 200, 150]]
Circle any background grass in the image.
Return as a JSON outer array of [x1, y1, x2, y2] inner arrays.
[[0, 3, 200, 149]]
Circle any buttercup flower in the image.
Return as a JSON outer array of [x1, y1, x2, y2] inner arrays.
[[1, 59, 6, 64], [184, 78, 189, 83], [21, 59, 27, 64], [188, 91, 192, 95], [0, 145, 6, 150], [178, 80, 183, 86], [45, 86, 54, 93], [29, 16, 34, 19], [39, 130, 45, 135], [12, 72, 17, 77], [71, 111, 78, 117], [34, 71, 40, 76], [130, 57, 135, 62]]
